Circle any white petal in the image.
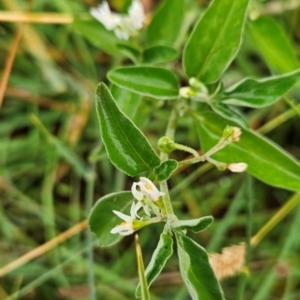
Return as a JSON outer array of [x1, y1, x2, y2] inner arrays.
[[112, 210, 132, 222], [128, 0, 145, 29], [143, 204, 151, 217], [110, 224, 134, 236], [131, 201, 142, 219], [114, 28, 130, 40], [131, 182, 144, 200], [90, 2, 121, 30], [227, 163, 248, 173]]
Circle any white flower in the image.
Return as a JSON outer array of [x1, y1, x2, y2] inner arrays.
[[90, 0, 145, 40], [128, 0, 145, 30], [179, 87, 191, 98], [90, 1, 121, 30], [227, 163, 248, 173], [110, 202, 137, 236], [132, 177, 165, 202]]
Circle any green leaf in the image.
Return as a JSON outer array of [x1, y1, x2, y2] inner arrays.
[[136, 232, 173, 298], [108, 67, 179, 99], [194, 111, 300, 191], [246, 16, 300, 74], [30, 115, 91, 179], [73, 19, 120, 55], [89, 191, 133, 247], [154, 159, 178, 181], [143, 46, 178, 65], [95, 83, 161, 176], [147, 0, 185, 47], [183, 0, 249, 83], [176, 233, 224, 300], [110, 84, 141, 119], [117, 44, 141, 63], [210, 101, 249, 128], [172, 216, 214, 233], [221, 69, 300, 107]]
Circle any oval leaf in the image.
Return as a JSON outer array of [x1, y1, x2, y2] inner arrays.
[[147, 0, 185, 46], [221, 69, 300, 107], [154, 159, 178, 181], [194, 111, 300, 191], [183, 0, 249, 83], [95, 83, 160, 176], [108, 66, 179, 99], [136, 232, 173, 297], [143, 46, 178, 65], [176, 233, 225, 300], [89, 191, 133, 247], [172, 216, 214, 233], [246, 16, 300, 73]]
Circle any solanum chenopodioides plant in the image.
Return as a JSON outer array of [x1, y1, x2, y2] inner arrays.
[[86, 0, 300, 299]]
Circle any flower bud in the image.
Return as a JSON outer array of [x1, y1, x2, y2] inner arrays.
[[158, 136, 176, 154], [227, 163, 248, 173], [222, 126, 241, 142]]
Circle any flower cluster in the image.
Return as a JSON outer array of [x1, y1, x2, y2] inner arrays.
[[111, 177, 164, 236], [90, 0, 145, 40]]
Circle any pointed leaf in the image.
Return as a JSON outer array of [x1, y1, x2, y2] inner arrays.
[[176, 233, 224, 300], [194, 111, 300, 191], [147, 0, 185, 46], [108, 66, 179, 99], [110, 84, 141, 119], [143, 46, 178, 65], [172, 216, 214, 233], [246, 16, 300, 73], [183, 0, 249, 83], [221, 69, 300, 107], [154, 159, 178, 181], [211, 101, 249, 128], [136, 232, 173, 297], [89, 191, 133, 247], [95, 83, 160, 176]]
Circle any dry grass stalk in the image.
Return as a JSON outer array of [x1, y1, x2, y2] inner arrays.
[[0, 12, 74, 24], [0, 220, 88, 277], [209, 243, 246, 280]]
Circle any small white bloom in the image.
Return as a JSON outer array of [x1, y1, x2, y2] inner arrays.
[[132, 177, 165, 202], [227, 163, 248, 173], [110, 202, 137, 236], [90, 0, 145, 40], [90, 1, 121, 30], [132, 200, 151, 218], [128, 0, 145, 30], [179, 87, 191, 98]]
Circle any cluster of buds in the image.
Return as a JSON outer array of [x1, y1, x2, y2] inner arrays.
[[90, 0, 145, 40], [179, 78, 209, 101], [111, 177, 164, 236], [205, 126, 248, 173]]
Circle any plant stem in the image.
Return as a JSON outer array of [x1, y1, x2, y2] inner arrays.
[[159, 104, 180, 219], [251, 191, 300, 246], [159, 180, 175, 220]]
